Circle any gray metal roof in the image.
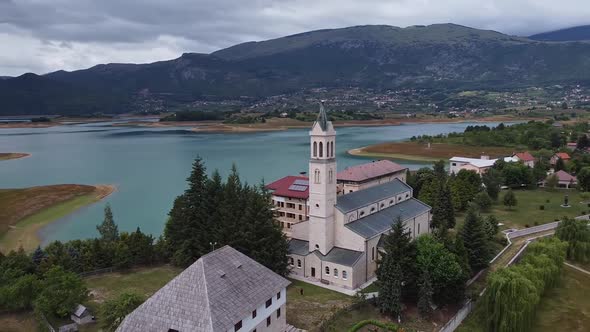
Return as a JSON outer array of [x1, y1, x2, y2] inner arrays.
[[335, 178, 412, 213], [315, 246, 363, 267], [288, 239, 362, 267], [73, 304, 88, 318], [116, 246, 291, 332], [289, 238, 310, 256], [345, 198, 431, 238], [316, 102, 329, 131]]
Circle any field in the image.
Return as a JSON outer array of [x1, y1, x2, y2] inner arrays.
[[286, 279, 353, 331], [483, 189, 588, 228], [0, 184, 115, 252], [349, 141, 515, 162], [0, 153, 30, 161], [0, 312, 38, 332], [532, 265, 590, 331]]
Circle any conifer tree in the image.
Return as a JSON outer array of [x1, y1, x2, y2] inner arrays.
[[461, 206, 491, 272], [431, 181, 456, 231], [164, 157, 210, 266], [417, 269, 434, 317], [377, 218, 417, 300], [32, 246, 46, 266], [378, 260, 403, 317], [97, 203, 119, 243]]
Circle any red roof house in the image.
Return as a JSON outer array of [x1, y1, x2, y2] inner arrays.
[[266, 175, 309, 199], [513, 152, 535, 162], [546, 170, 577, 188], [550, 152, 571, 165]]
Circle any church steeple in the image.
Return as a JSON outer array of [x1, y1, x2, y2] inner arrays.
[[308, 102, 337, 255]]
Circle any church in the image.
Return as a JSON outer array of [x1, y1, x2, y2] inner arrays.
[[273, 104, 432, 291]]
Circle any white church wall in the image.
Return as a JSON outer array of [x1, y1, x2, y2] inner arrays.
[[290, 220, 309, 240]]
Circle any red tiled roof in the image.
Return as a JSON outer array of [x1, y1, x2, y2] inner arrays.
[[513, 151, 535, 162], [567, 142, 577, 147], [555, 152, 571, 160], [551, 170, 577, 182], [337, 160, 407, 182], [266, 175, 309, 199]]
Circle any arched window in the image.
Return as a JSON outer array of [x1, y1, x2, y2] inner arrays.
[[289, 257, 294, 266], [319, 142, 323, 157], [342, 271, 348, 280], [314, 169, 321, 184], [371, 247, 375, 261], [328, 169, 333, 183], [334, 269, 339, 277], [313, 141, 317, 157], [297, 259, 301, 268], [418, 223, 421, 235], [325, 266, 330, 275], [331, 141, 334, 157]]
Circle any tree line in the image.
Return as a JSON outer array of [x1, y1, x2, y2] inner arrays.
[[376, 160, 502, 319]]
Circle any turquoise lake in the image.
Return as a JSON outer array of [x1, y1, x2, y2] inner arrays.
[[0, 121, 508, 244]]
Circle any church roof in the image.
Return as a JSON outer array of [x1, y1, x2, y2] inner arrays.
[[335, 178, 412, 213], [288, 239, 363, 267], [337, 160, 407, 183], [345, 198, 431, 239], [116, 246, 290, 332]]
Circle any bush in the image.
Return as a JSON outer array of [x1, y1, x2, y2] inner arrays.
[[546, 199, 550, 203], [525, 224, 530, 228], [539, 205, 544, 210]]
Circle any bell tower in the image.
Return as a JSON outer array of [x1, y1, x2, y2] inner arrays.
[[308, 102, 337, 255]]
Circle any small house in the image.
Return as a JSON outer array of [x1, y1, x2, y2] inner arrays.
[[71, 304, 94, 325], [566, 142, 577, 151], [545, 170, 578, 189], [512, 152, 536, 168], [550, 152, 571, 166]]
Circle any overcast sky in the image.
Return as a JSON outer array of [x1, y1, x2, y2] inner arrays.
[[1, 0, 589, 76]]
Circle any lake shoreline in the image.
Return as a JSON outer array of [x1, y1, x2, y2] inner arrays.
[[0, 184, 116, 252]]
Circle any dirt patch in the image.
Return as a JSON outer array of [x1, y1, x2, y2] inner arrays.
[[0, 153, 30, 161], [351, 142, 515, 161]]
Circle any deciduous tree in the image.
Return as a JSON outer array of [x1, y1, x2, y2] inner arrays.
[[503, 190, 517, 210], [100, 292, 145, 332], [97, 203, 119, 243]]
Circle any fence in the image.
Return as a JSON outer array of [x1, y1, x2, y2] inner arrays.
[[438, 221, 561, 332]]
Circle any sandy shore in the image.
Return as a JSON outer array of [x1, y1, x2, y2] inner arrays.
[[0, 153, 31, 161]]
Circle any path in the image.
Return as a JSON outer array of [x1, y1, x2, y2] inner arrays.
[[564, 262, 590, 276]]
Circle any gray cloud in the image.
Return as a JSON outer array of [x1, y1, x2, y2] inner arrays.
[[1, 0, 589, 76]]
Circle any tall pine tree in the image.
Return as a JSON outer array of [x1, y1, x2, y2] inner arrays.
[[431, 180, 456, 232], [377, 218, 417, 300], [378, 260, 404, 317], [461, 206, 491, 272], [96, 203, 119, 243]]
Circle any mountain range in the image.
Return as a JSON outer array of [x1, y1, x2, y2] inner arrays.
[[2, 23, 590, 116], [529, 25, 590, 41]]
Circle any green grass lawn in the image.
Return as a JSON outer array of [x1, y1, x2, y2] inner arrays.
[[286, 279, 353, 331], [532, 265, 590, 332], [458, 189, 589, 229]]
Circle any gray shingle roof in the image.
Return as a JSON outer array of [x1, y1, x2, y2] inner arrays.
[[116, 246, 290, 332], [289, 238, 310, 256], [345, 198, 431, 238], [335, 179, 412, 213]]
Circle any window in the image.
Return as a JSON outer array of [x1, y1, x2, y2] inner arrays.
[[370, 207, 375, 212], [331, 141, 334, 157], [371, 247, 375, 261], [452, 162, 456, 166], [406, 193, 409, 198], [389, 199, 394, 204], [325, 266, 330, 275], [297, 259, 302, 268], [342, 271, 348, 280], [266, 298, 272, 308], [314, 169, 321, 184], [315, 244, 319, 249], [360, 211, 365, 216], [266, 317, 271, 327], [328, 169, 333, 183], [319, 142, 323, 157], [299, 204, 302, 210], [334, 269, 338, 278], [277, 308, 281, 318], [234, 320, 242, 331], [277, 291, 281, 300], [286, 203, 295, 209], [288, 258, 294, 266], [349, 190, 353, 193], [313, 141, 317, 157], [380, 203, 384, 208], [299, 215, 302, 221], [418, 223, 420, 235]]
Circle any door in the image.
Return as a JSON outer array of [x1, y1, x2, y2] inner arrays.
[[311, 267, 316, 278]]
